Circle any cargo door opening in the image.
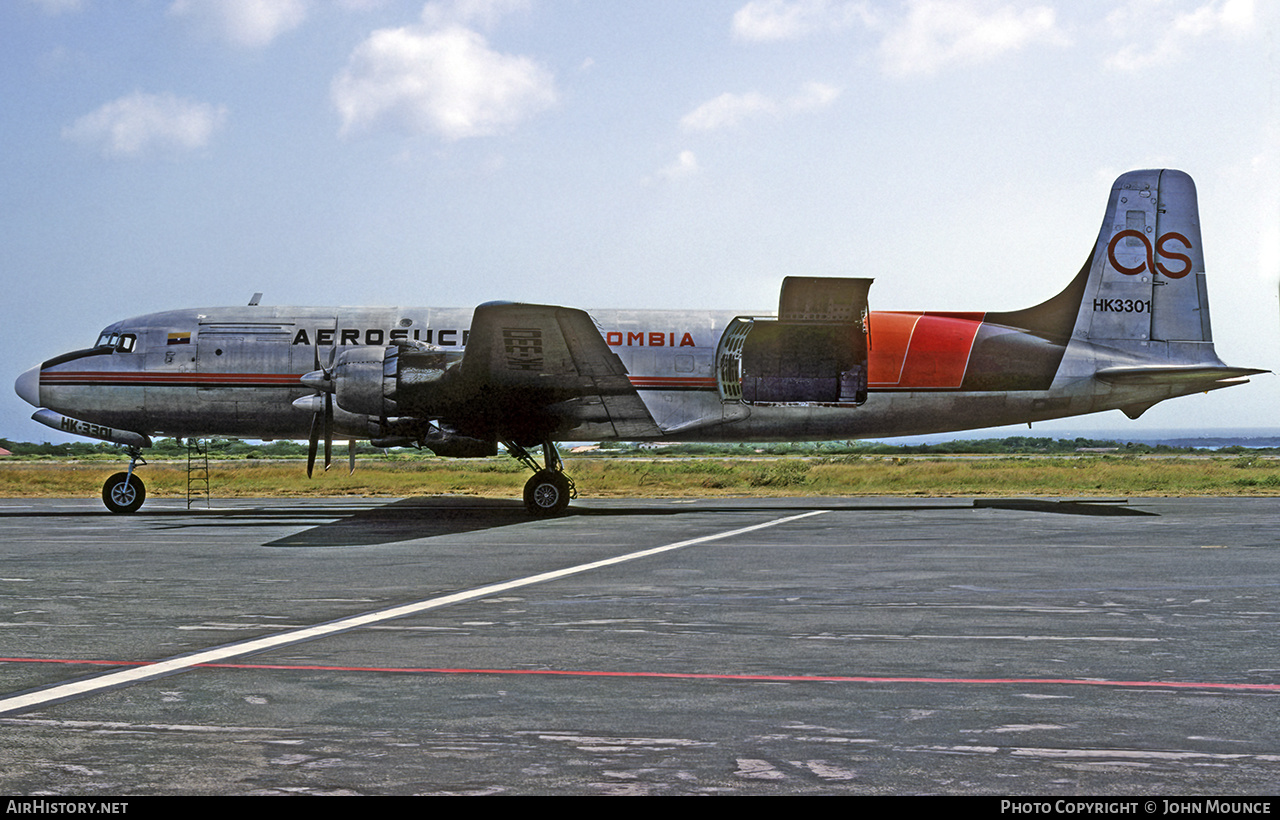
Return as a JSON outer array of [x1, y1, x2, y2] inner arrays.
[[716, 277, 872, 407]]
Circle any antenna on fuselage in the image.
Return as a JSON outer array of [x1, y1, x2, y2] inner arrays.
[[248, 293, 262, 306]]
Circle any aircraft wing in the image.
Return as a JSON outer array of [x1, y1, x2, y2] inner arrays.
[[454, 301, 662, 440]]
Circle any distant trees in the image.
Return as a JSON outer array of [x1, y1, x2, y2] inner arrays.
[[0, 438, 120, 457], [1, 436, 1275, 459]]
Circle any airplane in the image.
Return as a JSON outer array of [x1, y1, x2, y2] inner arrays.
[[14, 169, 1267, 516]]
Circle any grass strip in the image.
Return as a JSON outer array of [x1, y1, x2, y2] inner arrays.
[[2, 455, 1279, 499]]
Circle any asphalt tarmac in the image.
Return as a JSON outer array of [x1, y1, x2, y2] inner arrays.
[[0, 496, 1277, 796]]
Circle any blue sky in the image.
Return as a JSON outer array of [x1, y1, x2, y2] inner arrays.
[[3, 0, 1277, 443]]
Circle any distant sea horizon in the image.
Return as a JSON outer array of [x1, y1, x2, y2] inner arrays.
[[870, 428, 1280, 449]]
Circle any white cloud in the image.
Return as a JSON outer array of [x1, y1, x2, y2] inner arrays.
[[681, 92, 775, 132], [62, 92, 227, 158], [167, 0, 309, 48], [1105, 0, 1256, 71], [790, 80, 841, 110], [660, 150, 700, 180], [332, 23, 556, 141], [736, 1, 1067, 78], [879, 0, 1063, 77], [681, 82, 840, 132], [643, 150, 700, 186], [732, 0, 875, 42]]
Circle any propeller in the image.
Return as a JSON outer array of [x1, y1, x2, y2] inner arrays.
[[295, 347, 362, 477], [299, 346, 336, 478]]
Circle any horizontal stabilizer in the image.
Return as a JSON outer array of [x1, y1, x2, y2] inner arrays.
[[1095, 364, 1268, 386]]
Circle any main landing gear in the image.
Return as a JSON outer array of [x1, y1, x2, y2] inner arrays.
[[102, 447, 146, 514], [504, 436, 576, 517]]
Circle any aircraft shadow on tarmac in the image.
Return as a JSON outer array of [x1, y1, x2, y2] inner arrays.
[[0, 496, 1156, 548], [972, 498, 1158, 517], [260, 496, 1157, 548], [264, 497, 542, 546]]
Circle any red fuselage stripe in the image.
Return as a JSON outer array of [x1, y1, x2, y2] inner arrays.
[[41, 371, 301, 387]]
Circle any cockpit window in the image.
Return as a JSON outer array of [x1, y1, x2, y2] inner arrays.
[[93, 331, 136, 352]]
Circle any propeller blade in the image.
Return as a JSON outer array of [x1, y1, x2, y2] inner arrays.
[[306, 343, 336, 478], [306, 412, 319, 478], [323, 392, 333, 471], [348, 439, 356, 475]]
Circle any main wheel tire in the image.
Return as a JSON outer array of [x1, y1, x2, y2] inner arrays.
[[523, 470, 570, 517], [102, 472, 146, 514]]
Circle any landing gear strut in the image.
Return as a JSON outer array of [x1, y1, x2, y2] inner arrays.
[[505, 436, 575, 517], [102, 447, 146, 514]]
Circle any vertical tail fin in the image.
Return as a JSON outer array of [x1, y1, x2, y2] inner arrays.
[[986, 169, 1263, 396], [1076, 169, 1213, 350]]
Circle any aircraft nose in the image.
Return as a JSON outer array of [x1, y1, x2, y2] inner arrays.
[[15, 365, 42, 407]]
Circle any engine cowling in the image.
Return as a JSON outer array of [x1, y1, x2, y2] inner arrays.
[[328, 346, 389, 418], [316, 342, 496, 455], [329, 342, 462, 419]]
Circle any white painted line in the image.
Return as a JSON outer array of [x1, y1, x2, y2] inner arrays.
[[0, 509, 828, 716]]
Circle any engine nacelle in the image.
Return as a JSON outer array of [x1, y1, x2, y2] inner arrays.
[[330, 343, 463, 419], [291, 393, 386, 438], [368, 427, 496, 457]]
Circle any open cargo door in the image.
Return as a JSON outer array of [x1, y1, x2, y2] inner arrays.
[[717, 277, 872, 406]]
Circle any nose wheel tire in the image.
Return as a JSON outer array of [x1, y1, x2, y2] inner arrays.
[[103, 472, 146, 514], [523, 470, 570, 517]]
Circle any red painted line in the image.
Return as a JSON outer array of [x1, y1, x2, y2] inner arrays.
[[48, 371, 719, 390], [2, 657, 1276, 692], [628, 376, 717, 389]]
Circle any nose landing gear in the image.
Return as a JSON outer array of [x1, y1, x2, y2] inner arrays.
[[102, 448, 146, 514]]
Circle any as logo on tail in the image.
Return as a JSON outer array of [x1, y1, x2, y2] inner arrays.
[[1106, 230, 1193, 279]]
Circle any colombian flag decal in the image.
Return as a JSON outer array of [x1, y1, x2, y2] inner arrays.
[[167, 332, 191, 345]]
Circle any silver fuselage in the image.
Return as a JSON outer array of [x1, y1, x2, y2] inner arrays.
[[17, 303, 1234, 445]]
